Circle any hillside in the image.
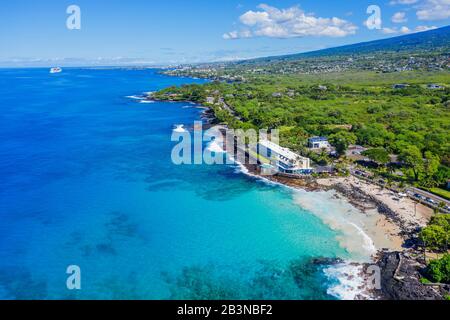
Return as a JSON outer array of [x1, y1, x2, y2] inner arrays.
[[237, 25, 450, 65], [166, 26, 449, 78], [157, 25, 450, 190]]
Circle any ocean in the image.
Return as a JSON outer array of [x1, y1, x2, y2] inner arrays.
[[0, 68, 373, 300]]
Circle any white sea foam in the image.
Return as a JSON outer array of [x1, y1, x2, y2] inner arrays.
[[125, 95, 145, 100], [291, 187, 378, 300], [231, 160, 379, 298], [323, 263, 373, 300], [233, 162, 377, 260], [231, 159, 287, 188], [139, 100, 155, 104], [293, 191, 377, 261]]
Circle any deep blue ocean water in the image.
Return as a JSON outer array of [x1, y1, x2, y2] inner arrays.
[[0, 68, 351, 300]]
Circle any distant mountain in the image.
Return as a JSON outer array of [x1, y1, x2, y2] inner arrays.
[[235, 25, 450, 65]]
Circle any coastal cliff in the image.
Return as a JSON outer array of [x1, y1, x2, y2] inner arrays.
[[373, 251, 448, 300]]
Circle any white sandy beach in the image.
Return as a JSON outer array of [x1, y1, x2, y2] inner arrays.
[[316, 176, 434, 249], [318, 176, 433, 228]]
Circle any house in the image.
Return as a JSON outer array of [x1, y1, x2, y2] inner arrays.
[[206, 97, 215, 104], [272, 92, 283, 98], [318, 85, 328, 91], [393, 84, 409, 89], [314, 166, 335, 174], [346, 145, 367, 156], [308, 137, 331, 150], [427, 84, 444, 90], [345, 145, 368, 161], [258, 140, 312, 175]]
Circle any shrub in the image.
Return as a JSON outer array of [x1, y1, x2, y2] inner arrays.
[[420, 225, 447, 251], [430, 215, 450, 231], [420, 215, 450, 251], [427, 254, 450, 284]]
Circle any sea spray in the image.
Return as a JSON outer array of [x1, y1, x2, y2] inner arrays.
[[323, 263, 373, 300], [125, 95, 145, 100]]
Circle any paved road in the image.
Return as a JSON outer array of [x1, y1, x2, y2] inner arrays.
[[407, 187, 450, 209], [221, 101, 242, 121], [350, 169, 450, 213]]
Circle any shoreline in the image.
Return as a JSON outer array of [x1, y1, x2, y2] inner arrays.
[[145, 93, 442, 300], [236, 158, 431, 247], [233, 152, 441, 300]]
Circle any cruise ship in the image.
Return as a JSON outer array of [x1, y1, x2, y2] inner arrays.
[[49, 67, 62, 74]]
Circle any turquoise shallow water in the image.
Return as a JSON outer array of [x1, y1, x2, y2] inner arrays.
[[0, 68, 351, 299]]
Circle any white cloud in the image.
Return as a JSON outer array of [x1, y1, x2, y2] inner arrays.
[[389, 0, 419, 5], [381, 24, 437, 34], [223, 4, 358, 40], [400, 26, 411, 33], [382, 27, 399, 34], [392, 12, 408, 23], [414, 25, 438, 31], [416, 0, 450, 20], [223, 31, 239, 40]]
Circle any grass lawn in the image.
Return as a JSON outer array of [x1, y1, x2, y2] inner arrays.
[[429, 188, 450, 201]]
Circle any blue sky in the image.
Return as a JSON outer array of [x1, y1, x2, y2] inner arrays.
[[1, 0, 449, 67]]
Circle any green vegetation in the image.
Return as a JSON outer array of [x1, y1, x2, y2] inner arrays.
[[157, 25, 450, 296], [329, 131, 357, 156], [154, 70, 449, 190], [426, 254, 450, 284], [420, 216, 449, 285], [420, 215, 450, 251], [156, 27, 449, 191], [419, 277, 432, 284], [427, 188, 450, 201], [362, 148, 390, 165]]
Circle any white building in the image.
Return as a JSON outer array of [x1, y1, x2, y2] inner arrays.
[[308, 137, 331, 150], [258, 140, 312, 175], [427, 84, 444, 90]]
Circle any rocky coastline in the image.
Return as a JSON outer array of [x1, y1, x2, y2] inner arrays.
[[146, 95, 448, 300], [369, 251, 448, 300]]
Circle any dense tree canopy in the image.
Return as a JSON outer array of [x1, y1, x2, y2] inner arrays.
[[420, 215, 449, 251], [427, 254, 450, 284], [362, 148, 390, 164], [154, 71, 449, 189]]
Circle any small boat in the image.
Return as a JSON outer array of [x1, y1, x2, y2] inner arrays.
[[50, 67, 62, 74]]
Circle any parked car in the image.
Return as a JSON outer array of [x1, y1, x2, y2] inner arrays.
[[426, 198, 436, 204], [414, 194, 425, 200]]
